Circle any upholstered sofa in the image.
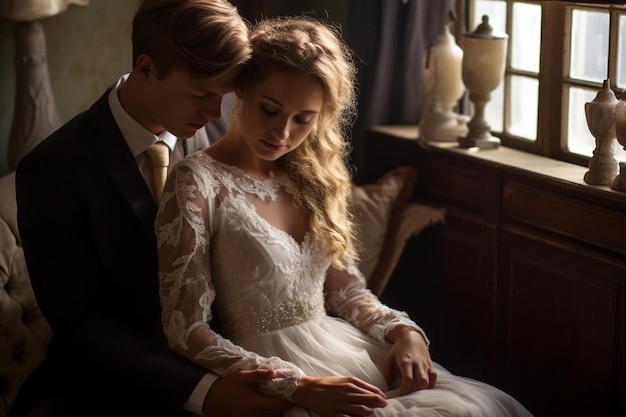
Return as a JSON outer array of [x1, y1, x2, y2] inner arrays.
[[0, 167, 444, 416], [0, 172, 52, 416]]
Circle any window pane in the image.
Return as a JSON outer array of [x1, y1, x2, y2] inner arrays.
[[511, 2, 541, 73], [567, 86, 599, 156], [616, 14, 626, 89], [615, 100, 626, 162], [616, 139, 626, 163], [570, 9, 609, 83], [473, 0, 507, 35], [616, 138, 626, 163], [508, 75, 538, 140]]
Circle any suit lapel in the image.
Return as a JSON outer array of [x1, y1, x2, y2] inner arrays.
[[84, 89, 157, 237]]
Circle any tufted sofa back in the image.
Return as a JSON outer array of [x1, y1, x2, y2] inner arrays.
[[0, 172, 52, 416]]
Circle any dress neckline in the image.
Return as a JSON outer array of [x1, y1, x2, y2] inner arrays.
[[200, 151, 284, 183]]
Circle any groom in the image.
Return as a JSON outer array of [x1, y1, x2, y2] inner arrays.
[[9, 1, 288, 416]]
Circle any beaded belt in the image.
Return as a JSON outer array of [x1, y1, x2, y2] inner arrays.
[[223, 301, 325, 338]]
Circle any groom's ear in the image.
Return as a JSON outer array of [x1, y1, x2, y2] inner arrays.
[[135, 54, 156, 80]]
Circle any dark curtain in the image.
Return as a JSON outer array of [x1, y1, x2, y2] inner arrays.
[[344, 0, 453, 176]]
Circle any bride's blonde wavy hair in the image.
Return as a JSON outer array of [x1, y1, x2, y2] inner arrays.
[[238, 16, 358, 268]]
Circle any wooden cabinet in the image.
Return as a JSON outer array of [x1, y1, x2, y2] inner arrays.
[[361, 126, 626, 417]]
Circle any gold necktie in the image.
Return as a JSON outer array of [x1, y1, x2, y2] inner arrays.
[[145, 141, 170, 203]]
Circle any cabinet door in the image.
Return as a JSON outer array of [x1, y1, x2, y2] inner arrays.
[[383, 211, 499, 385], [499, 229, 625, 417]]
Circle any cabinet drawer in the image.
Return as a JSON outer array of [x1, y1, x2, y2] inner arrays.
[[502, 180, 626, 255]]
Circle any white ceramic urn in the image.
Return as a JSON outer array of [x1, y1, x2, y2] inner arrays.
[[584, 79, 618, 186]]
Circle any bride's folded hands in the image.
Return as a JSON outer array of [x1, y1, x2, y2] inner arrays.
[[291, 375, 388, 417], [383, 325, 437, 395]]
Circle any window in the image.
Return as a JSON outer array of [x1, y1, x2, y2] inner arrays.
[[461, 0, 626, 166]]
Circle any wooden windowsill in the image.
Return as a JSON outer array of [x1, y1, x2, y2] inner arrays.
[[370, 124, 626, 201]]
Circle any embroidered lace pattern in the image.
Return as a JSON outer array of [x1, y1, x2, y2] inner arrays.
[[156, 151, 428, 400]]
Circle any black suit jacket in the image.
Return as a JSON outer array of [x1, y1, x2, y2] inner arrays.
[[10, 89, 211, 417]]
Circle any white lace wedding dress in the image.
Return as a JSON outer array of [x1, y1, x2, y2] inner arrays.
[[156, 151, 533, 417]]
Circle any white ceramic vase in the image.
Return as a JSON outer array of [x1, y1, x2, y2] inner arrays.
[[584, 79, 618, 186], [420, 25, 469, 142], [458, 15, 508, 149]]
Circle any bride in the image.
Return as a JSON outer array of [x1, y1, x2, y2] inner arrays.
[[155, 15, 534, 417]]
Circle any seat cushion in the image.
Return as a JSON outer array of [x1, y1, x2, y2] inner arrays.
[[351, 166, 445, 296]]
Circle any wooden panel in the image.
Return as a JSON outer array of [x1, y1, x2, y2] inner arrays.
[[363, 131, 500, 219], [500, 230, 621, 417], [364, 127, 626, 417], [384, 212, 499, 385], [503, 180, 626, 256], [417, 156, 500, 219], [615, 288, 626, 416]]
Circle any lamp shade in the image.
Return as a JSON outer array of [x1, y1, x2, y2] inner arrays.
[[0, 0, 89, 21]]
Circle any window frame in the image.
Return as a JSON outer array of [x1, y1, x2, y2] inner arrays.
[[460, 0, 626, 167]]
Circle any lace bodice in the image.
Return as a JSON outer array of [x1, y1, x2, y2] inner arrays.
[[156, 151, 426, 399]]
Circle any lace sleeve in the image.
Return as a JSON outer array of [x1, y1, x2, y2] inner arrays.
[[156, 161, 304, 399], [324, 264, 430, 346]]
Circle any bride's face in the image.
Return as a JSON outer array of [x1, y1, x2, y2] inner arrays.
[[235, 70, 324, 161]]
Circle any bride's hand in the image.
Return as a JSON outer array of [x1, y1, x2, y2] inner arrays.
[[291, 375, 387, 417], [383, 325, 437, 395]]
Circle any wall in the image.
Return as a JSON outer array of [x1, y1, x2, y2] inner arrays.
[[0, 0, 139, 177], [267, 0, 347, 21], [0, 0, 347, 178]]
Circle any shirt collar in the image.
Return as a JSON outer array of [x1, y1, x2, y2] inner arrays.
[[108, 74, 177, 157]]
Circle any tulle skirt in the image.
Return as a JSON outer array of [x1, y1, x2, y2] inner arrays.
[[235, 315, 534, 417]]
